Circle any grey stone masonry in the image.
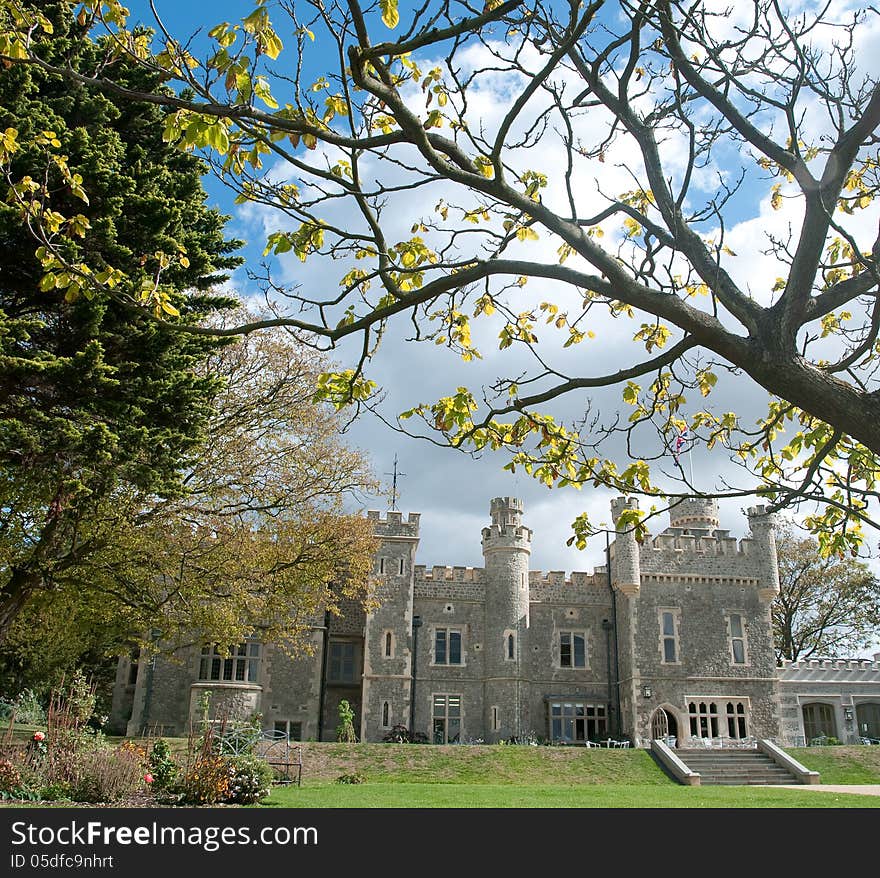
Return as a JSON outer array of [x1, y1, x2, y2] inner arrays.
[[110, 496, 880, 751], [360, 511, 420, 741]]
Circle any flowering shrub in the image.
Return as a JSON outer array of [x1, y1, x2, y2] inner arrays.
[[175, 754, 233, 805], [0, 759, 22, 796], [0, 690, 46, 725], [29, 731, 48, 761], [147, 739, 178, 790], [226, 756, 273, 805]]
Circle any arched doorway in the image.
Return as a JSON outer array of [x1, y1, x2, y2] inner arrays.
[[651, 707, 678, 746]]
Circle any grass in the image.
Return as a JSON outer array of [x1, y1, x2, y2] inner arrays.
[[261, 780, 880, 808], [4, 727, 879, 809], [785, 745, 880, 784], [247, 741, 880, 809]]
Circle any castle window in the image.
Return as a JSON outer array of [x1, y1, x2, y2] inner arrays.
[[726, 702, 749, 739], [384, 631, 394, 658], [549, 701, 607, 743], [559, 631, 587, 668], [433, 628, 463, 665], [199, 640, 260, 683], [398, 557, 405, 575], [727, 613, 748, 665], [273, 720, 302, 741], [432, 694, 462, 743], [659, 609, 680, 664], [507, 633, 515, 661], [688, 701, 720, 738], [328, 640, 360, 684], [382, 701, 391, 729], [379, 557, 385, 574]]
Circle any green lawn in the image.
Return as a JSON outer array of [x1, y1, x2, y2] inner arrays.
[[259, 780, 880, 808], [247, 741, 880, 809]]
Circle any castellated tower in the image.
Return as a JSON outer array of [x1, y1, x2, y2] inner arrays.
[[746, 505, 780, 602], [610, 496, 641, 595], [669, 497, 720, 531], [481, 497, 531, 741], [360, 510, 420, 742]]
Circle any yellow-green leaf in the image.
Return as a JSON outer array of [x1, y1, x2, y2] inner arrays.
[[380, 0, 399, 29]]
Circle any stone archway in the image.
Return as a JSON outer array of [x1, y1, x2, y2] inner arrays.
[[650, 706, 679, 746]]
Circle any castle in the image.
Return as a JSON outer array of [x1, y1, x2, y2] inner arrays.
[[110, 496, 880, 748]]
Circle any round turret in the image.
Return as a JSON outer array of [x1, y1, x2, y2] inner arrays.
[[489, 496, 524, 530], [669, 497, 719, 530], [610, 496, 641, 595], [482, 498, 531, 740], [746, 505, 780, 601]]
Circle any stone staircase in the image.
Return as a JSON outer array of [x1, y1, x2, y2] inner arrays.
[[676, 748, 801, 785]]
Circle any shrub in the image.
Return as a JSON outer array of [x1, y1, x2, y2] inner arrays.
[[336, 772, 366, 784], [148, 739, 178, 790], [382, 724, 428, 744], [38, 782, 72, 802], [0, 690, 46, 725], [335, 700, 358, 743], [67, 745, 145, 803], [175, 754, 233, 805], [227, 755, 273, 805], [0, 759, 21, 795]]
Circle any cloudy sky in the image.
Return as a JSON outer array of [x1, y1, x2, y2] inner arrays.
[[123, 1, 880, 595]]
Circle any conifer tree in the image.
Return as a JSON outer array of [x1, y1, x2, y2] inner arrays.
[[0, 1, 242, 638]]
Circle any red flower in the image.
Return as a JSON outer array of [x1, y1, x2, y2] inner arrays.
[[32, 731, 45, 742], [143, 773, 154, 784]]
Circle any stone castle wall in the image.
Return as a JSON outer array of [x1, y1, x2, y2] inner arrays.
[[110, 496, 880, 749]]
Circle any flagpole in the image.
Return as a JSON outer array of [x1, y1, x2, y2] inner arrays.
[[688, 437, 694, 488]]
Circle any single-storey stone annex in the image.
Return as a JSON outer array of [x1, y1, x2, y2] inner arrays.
[[110, 496, 880, 747]]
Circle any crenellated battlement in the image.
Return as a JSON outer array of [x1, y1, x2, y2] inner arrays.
[[610, 495, 640, 521], [481, 524, 533, 544], [411, 564, 611, 593], [415, 564, 484, 583], [367, 509, 421, 537], [644, 528, 752, 556], [779, 657, 880, 681]]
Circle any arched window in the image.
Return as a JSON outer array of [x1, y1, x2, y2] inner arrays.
[[507, 633, 515, 660], [802, 702, 836, 742], [382, 701, 390, 728], [385, 631, 393, 658]]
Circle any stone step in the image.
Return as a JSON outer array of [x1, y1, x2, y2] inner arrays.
[[674, 749, 801, 785], [700, 775, 797, 787]]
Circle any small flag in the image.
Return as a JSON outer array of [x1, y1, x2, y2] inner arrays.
[[672, 428, 688, 466]]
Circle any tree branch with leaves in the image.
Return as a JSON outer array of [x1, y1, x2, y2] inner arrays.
[[2, 0, 880, 556]]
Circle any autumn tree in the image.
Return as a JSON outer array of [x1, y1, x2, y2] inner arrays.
[[2, 0, 880, 555], [772, 522, 880, 661]]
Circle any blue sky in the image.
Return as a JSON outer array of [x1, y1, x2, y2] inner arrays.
[[113, 0, 880, 640]]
